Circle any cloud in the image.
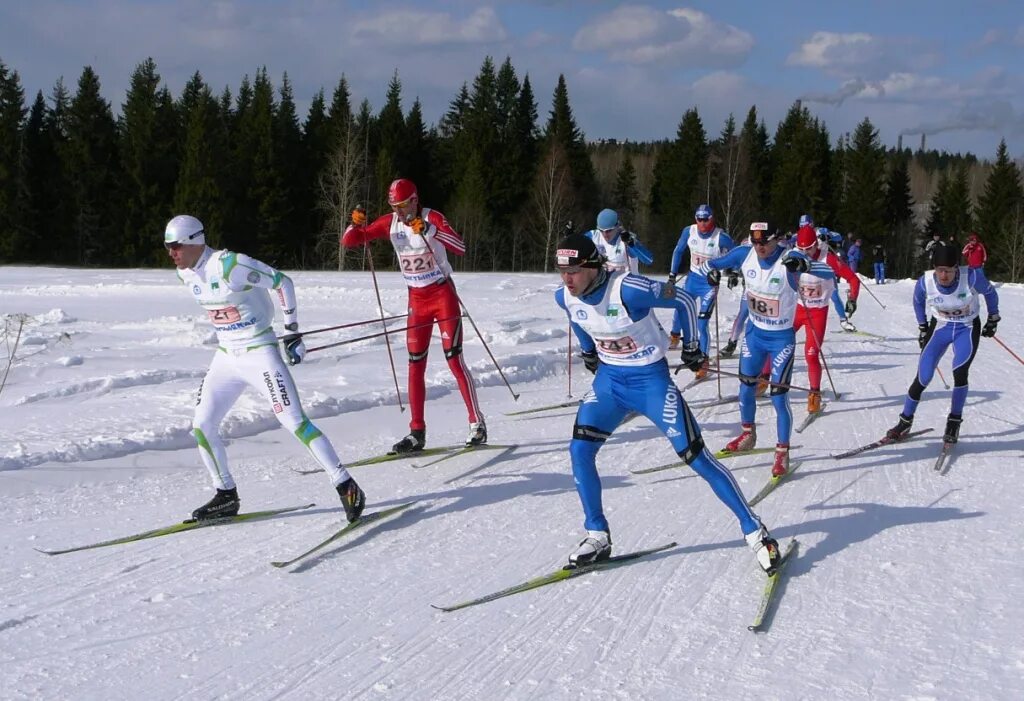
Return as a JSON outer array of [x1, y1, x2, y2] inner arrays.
[[898, 100, 1024, 137], [1015, 26, 1024, 47], [349, 7, 507, 47], [787, 31, 941, 79], [801, 78, 878, 106], [572, 5, 752, 68]]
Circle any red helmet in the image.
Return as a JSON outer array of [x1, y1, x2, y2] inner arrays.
[[388, 178, 418, 206], [795, 225, 818, 251]]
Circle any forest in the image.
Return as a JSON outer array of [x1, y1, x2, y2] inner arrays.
[[1, 55, 1022, 280]]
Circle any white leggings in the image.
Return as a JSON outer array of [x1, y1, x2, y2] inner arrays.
[[192, 345, 349, 490]]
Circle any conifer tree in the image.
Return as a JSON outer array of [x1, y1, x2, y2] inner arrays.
[[976, 140, 1023, 279], [769, 102, 831, 231], [883, 152, 917, 276], [0, 60, 28, 261], [612, 156, 639, 222], [174, 80, 227, 247], [840, 118, 886, 241], [545, 75, 597, 223]]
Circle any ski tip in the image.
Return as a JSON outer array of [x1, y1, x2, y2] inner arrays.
[[33, 547, 58, 556], [270, 561, 288, 569]]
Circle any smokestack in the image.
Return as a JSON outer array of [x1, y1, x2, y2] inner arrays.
[[897, 134, 903, 152], [920, 133, 926, 152], [795, 99, 802, 112]]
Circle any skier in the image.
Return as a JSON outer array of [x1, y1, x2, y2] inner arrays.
[[872, 243, 888, 284], [588, 208, 654, 274], [165, 215, 365, 522], [792, 225, 860, 414], [341, 178, 485, 453], [698, 222, 836, 477], [667, 204, 734, 380], [885, 243, 1000, 445], [819, 228, 858, 331], [553, 232, 782, 574]]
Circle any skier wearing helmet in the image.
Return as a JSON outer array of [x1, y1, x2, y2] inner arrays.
[[341, 178, 484, 453]]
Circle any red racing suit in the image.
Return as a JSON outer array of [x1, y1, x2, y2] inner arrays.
[[342, 209, 482, 431]]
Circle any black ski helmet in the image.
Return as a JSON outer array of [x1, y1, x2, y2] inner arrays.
[[931, 242, 960, 268], [555, 232, 604, 269]]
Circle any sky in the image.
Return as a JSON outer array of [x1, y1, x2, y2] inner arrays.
[[2, 1, 1024, 159], [2, 266, 1023, 698]]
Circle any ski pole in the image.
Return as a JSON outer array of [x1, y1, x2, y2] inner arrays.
[[697, 366, 817, 394], [567, 320, 573, 398], [798, 289, 841, 401], [993, 335, 1024, 366], [935, 366, 950, 390], [364, 240, 405, 412], [713, 293, 722, 400], [855, 273, 887, 310], [275, 313, 408, 341], [306, 316, 463, 353]]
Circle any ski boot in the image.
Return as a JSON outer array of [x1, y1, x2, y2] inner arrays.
[[694, 358, 710, 380], [772, 443, 790, 478], [191, 488, 240, 521], [568, 530, 612, 568], [745, 524, 782, 575], [885, 414, 913, 441], [668, 332, 681, 350], [390, 429, 426, 454], [724, 423, 756, 453], [840, 319, 857, 332], [336, 477, 366, 523], [943, 414, 962, 445], [807, 390, 822, 414], [465, 420, 488, 447], [719, 339, 738, 358]]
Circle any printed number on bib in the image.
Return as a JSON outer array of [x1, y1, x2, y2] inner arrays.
[[937, 306, 970, 319], [691, 253, 709, 269], [799, 283, 824, 300], [400, 252, 437, 275], [747, 293, 780, 318], [208, 306, 242, 325], [597, 337, 639, 356]]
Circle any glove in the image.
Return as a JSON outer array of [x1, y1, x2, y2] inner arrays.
[[619, 230, 634, 245], [667, 274, 677, 287], [580, 349, 599, 374], [918, 322, 933, 350], [982, 314, 1000, 338], [679, 342, 706, 372], [408, 217, 426, 235], [727, 271, 740, 289], [350, 206, 366, 226], [845, 299, 857, 317], [282, 323, 306, 365], [781, 251, 810, 273], [706, 269, 721, 287]]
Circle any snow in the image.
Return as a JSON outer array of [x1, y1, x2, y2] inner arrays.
[[2, 265, 1023, 700]]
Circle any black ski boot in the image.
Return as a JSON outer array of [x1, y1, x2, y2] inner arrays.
[[720, 339, 738, 358], [336, 477, 366, 523], [886, 414, 914, 441], [943, 414, 962, 444], [390, 429, 425, 455], [191, 488, 240, 521]]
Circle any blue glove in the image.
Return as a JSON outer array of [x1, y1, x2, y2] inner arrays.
[[282, 323, 306, 365]]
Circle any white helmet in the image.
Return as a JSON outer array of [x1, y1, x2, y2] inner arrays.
[[164, 215, 206, 245]]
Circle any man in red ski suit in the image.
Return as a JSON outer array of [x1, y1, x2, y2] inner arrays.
[[341, 178, 484, 453], [792, 225, 860, 414]]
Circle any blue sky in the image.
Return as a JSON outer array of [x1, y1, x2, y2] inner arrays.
[[2, 1, 1023, 158]]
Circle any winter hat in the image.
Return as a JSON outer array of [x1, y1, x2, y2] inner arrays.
[[555, 232, 604, 269], [596, 209, 619, 230], [694, 204, 713, 220], [795, 225, 818, 249], [931, 242, 960, 268]]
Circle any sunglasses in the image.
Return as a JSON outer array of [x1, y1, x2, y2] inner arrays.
[[165, 242, 183, 251], [696, 217, 711, 222], [391, 197, 415, 209], [750, 237, 773, 246]]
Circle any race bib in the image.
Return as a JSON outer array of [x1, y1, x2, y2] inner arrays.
[[691, 253, 709, 268], [399, 252, 437, 275], [597, 336, 639, 356], [208, 306, 242, 326], [747, 293, 780, 318], [799, 282, 824, 299]]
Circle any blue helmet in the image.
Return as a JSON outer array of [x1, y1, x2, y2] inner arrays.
[[596, 208, 619, 230], [799, 214, 814, 228], [695, 204, 713, 220]]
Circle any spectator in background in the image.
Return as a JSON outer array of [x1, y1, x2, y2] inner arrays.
[[843, 232, 855, 256], [872, 242, 888, 284], [946, 233, 960, 250], [847, 237, 863, 273], [962, 233, 987, 269]]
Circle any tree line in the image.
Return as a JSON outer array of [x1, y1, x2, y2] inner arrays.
[[1, 56, 1022, 280]]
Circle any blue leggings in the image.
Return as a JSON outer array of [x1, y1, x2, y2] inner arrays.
[[570, 360, 760, 535], [674, 281, 718, 355], [902, 318, 980, 418], [738, 326, 796, 444]]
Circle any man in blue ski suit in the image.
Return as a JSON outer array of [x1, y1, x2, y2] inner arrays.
[[698, 221, 835, 477], [553, 232, 782, 575], [885, 243, 1000, 445], [668, 204, 734, 378], [588, 208, 654, 274]]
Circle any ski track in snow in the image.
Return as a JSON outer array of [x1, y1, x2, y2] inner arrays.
[[2, 268, 1023, 700]]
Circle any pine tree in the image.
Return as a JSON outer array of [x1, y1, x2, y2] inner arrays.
[[274, 73, 303, 265], [976, 140, 1023, 280], [883, 152, 917, 277], [248, 68, 288, 264], [840, 118, 886, 241], [650, 108, 707, 262], [769, 102, 831, 232], [0, 60, 28, 262], [739, 106, 771, 221], [545, 75, 598, 223], [612, 156, 639, 222], [174, 79, 227, 247]]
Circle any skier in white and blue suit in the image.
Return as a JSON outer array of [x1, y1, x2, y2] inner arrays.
[[552, 232, 781, 574], [588, 208, 654, 274], [668, 204, 734, 376], [696, 221, 836, 478], [885, 243, 1000, 445]]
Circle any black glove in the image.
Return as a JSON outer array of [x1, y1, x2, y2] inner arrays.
[[706, 269, 721, 287], [282, 323, 306, 365], [845, 299, 857, 317], [782, 252, 810, 273], [679, 342, 706, 372], [619, 230, 634, 245], [918, 322, 933, 350], [667, 273, 677, 286], [727, 271, 740, 289], [982, 314, 1000, 338], [580, 349, 599, 374]]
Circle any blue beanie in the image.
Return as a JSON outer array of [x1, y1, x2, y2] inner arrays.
[[695, 204, 713, 219], [596, 209, 619, 230]]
